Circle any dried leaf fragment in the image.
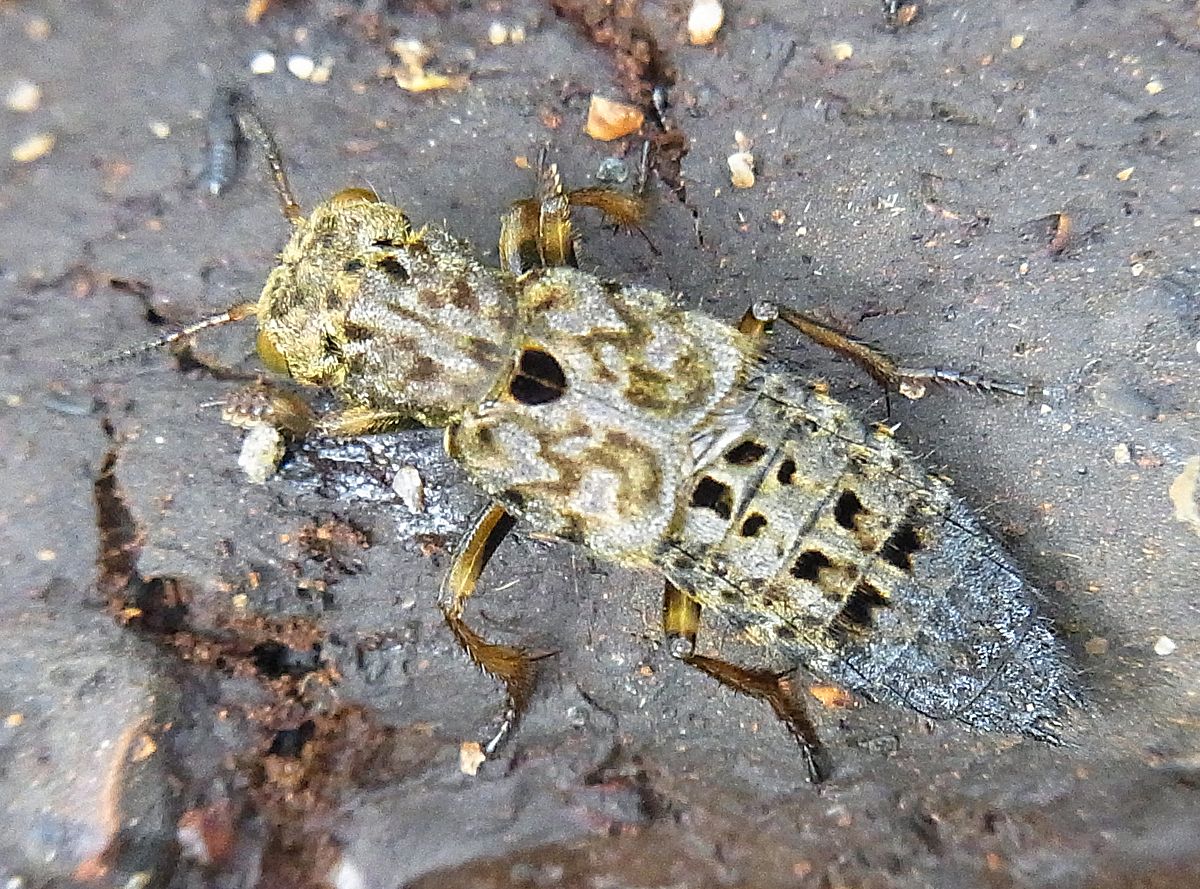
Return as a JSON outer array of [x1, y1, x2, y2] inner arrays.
[[894, 3, 919, 26], [244, 0, 273, 24], [585, 95, 644, 141], [390, 40, 469, 93]]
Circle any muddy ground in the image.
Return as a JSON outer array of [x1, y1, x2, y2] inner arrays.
[[1, 0, 1198, 886]]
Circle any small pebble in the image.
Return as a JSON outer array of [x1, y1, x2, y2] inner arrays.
[[1112, 443, 1132, 465], [1116, 166, 1135, 181], [831, 42, 854, 62], [250, 51, 277, 75], [25, 17, 52, 40], [585, 95, 644, 141], [330, 857, 366, 889], [595, 156, 628, 184], [310, 57, 334, 84], [459, 741, 486, 776], [391, 465, 425, 513], [487, 22, 509, 45], [1153, 636, 1176, 657], [10, 132, 55, 163], [687, 0, 724, 46], [1145, 80, 1164, 95], [238, 425, 285, 484], [5, 79, 41, 112], [286, 54, 316, 81], [1010, 33, 1026, 49], [150, 121, 171, 139], [728, 150, 755, 188]]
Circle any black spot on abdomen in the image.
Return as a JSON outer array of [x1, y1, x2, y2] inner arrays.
[[740, 513, 767, 537], [835, 581, 890, 634], [880, 520, 922, 570], [834, 489, 867, 530], [725, 440, 768, 465], [791, 549, 831, 582], [690, 476, 734, 520]]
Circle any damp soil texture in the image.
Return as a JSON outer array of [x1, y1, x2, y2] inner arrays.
[[2, 1, 1199, 887]]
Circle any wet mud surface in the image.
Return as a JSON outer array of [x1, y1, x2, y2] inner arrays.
[[1, 0, 1198, 886]]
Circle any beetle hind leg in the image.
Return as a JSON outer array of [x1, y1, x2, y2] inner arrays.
[[662, 581, 831, 782], [440, 503, 545, 755], [739, 301, 1031, 398]]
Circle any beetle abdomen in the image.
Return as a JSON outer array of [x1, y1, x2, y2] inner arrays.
[[659, 374, 1075, 740]]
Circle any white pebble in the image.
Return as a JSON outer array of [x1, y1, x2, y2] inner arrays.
[[5, 79, 41, 113], [238, 426, 285, 484], [487, 22, 509, 45], [728, 151, 755, 188], [688, 0, 724, 46], [286, 54, 315, 81], [831, 42, 854, 62], [1153, 636, 1176, 657], [391, 465, 425, 513], [149, 121, 171, 139], [10, 132, 54, 163], [329, 856, 365, 889], [250, 51, 277, 75]]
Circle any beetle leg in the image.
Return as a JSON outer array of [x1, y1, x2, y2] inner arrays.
[[221, 382, 317, 437], [739, 301, 1031, 398], [662, 581, 831, 782], [221, 384, 419, 439], [498, 147, 649, 274], [439, 502, 541, 756]]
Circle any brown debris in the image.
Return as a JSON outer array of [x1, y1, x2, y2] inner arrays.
[[548, 0, 687, 194], [1048, 212, 1072, 255], [809, 683, 858, 709], [549, 0, 674, 105], [244, 0, 273, 24]]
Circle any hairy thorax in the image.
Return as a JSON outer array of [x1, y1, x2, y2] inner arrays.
[[448, 266, 755, 565]]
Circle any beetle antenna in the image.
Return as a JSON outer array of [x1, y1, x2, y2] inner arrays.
[[225, 90, 303, 224], [93, 300, 259, 366]]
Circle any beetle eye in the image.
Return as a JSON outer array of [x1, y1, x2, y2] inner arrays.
[[329, 187, 380, 206]]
